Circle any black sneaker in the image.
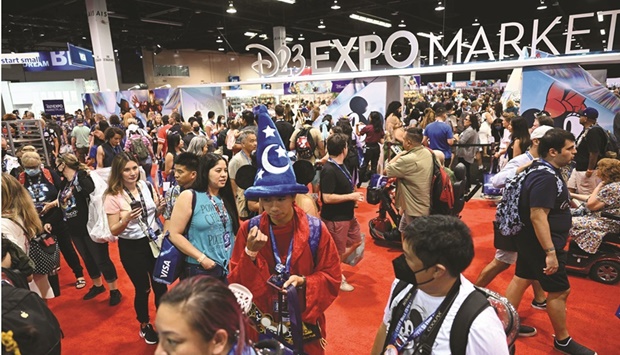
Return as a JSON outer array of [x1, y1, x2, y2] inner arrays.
[[554, 337, 597, 355], [109, 290, 122, 306], [83, 285, 106, 300], [518, 325, 537, 337], [139, 324, 158, 345], [531, 299, 547, 310]]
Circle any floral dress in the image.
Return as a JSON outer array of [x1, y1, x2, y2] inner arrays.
[[571, 181, 620, 253]]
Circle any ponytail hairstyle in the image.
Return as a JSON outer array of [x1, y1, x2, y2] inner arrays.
[[56, 153, 89, 172]]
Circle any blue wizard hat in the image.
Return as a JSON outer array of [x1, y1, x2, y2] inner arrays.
[[244, 105, 309, 199]]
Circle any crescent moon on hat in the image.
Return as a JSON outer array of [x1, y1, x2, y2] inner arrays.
[[262, 144, 289, 174]]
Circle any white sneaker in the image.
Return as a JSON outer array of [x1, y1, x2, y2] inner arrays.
[[340, 280, 354, 292]]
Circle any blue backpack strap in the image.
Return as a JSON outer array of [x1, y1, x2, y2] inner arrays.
[[306, 214, 322, 263]]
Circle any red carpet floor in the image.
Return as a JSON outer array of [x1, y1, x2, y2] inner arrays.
[[49, 197, 620, 354]]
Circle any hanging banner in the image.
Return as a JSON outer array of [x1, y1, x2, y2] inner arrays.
[[320, 78, 387, 126], [521, 65, 620, 136], [284, 80, 351, 94], [23, 51, 90, 72]]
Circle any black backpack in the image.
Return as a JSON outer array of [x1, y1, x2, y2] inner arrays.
[[600, 125, 620, 159], [2, 281, 63, 355], [295, 127, 316, 160], [387, 281, 518, 355]]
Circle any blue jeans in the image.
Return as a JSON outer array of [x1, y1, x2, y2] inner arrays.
[[182, 263, 228, 284]]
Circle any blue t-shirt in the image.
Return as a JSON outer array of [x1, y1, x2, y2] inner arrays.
[[519, 162, 572, 249], [424, 121, 454, 159], [187, 192, 235, 269]]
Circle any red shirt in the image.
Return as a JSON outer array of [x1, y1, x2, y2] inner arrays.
[[360, 125, 385, 144]]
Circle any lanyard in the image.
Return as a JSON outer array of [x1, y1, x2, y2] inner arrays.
[[328, 158, 353, 190], [240, 150, 252, 165], [207, 193, 229, 229], [124, 184, 148, 223], [269, 224, 294, 275]]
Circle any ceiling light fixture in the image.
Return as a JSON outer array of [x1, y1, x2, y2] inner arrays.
[[277, 0, 296, 4], [285, 37, 293, 42], [597, 12, 604, 22], [398, 19, 406, 28], [435, 1, 445, 11], [331, 0, 341, 10], [244, 31, 258, 38], [218, 47, 225, 51], [216, 36, 223, 43], [259, 34, 269, 40], [600, 29, 606, 35], [472, 18, 480, 26], [349, 13, 392, 28], [226, 1, 237, 14], [298, 34, 305, 40], [318, 19, 326, 29], [82, 36, 87, 39], [537, 0, 547, 10]]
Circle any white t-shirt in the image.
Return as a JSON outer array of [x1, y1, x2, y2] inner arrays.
[[382, 275, 509, 355]]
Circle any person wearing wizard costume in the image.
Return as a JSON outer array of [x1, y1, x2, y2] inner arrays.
[[228, 105, 341, 355]]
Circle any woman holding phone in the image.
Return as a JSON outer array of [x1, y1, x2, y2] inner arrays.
[[103, 152, 167, 345]]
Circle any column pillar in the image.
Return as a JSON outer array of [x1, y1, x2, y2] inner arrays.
[[85, 0, 119, 91], [273, 26, 286, 75]]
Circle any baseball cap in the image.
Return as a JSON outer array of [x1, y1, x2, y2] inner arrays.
[[530, 125, 554, 139], [580, 107, 599, 120]]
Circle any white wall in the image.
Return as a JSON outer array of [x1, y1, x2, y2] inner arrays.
[[2, 80, 99, 115]]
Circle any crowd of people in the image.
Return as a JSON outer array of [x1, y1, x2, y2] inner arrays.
[[2, 87, 618, 355]]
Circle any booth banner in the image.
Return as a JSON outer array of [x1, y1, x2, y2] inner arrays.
[[402, 75, 422, 90], [83, 89, 183, 127], [43, 99, 66, 116], [23, 51, 89, 72], [284, 80, 350, 95], [521, 65, 620, 136], [82, 91, 119, 118], [427, 80, 500, 90], [180, 87, 225, 117], [320, 78, 387, 126]]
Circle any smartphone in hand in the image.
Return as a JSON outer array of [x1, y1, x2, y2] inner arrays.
[[130, 200, 142, 211]]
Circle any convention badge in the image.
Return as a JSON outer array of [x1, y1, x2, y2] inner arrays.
[[275, 262, 286, 274], [384, 344, 398, 355], [223, 231, 231, 249]]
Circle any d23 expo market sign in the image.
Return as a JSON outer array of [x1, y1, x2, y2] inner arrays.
[[247, 9, 620, 78]]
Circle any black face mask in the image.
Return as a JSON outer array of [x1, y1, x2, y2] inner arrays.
[[193, 126, 200, 132], [392, 254, 435, 287]]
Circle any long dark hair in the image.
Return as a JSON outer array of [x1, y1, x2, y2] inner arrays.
[[510, 116, 531, 153], [166, 131, 181, 155], [159, 276, 252, 355], [193, 153, 239, 234], [369, 111, 384, 133], [465, 112, 480, 132], [386, 101, 402, 119]]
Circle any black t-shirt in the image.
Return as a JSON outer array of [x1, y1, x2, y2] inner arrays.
[[22, 168, 64, 226], [574, 125, 607, 171], [320, 161, 354, 221], [519, 162, 572, 249], [275, 120, 294, 151], [59, 170, 95, 231]]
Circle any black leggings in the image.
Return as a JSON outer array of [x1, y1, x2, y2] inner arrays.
[[118, 237, 167, 323], [53, 221, 84, 279], [360, 143, 380, 182], [70, 226, 118, 283]]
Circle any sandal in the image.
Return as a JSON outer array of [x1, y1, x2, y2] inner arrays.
[[76, 278, 87, 289]]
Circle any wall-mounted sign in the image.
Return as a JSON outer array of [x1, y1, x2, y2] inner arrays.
[[247, 9, 620, 78], [23, 51, 92, 72], [43, 99, 66, 116]]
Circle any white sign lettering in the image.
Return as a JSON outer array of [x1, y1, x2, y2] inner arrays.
[[247, 9, 620, 78]]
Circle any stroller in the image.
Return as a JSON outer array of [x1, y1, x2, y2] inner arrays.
[[566, 211, 620, 284], [367, 175, 402, 243]]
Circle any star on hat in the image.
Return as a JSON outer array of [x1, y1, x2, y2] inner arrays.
[[244, 105, 309, 199]]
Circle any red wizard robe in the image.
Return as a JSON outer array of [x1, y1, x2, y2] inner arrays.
[[229, 205, 342, 355]]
